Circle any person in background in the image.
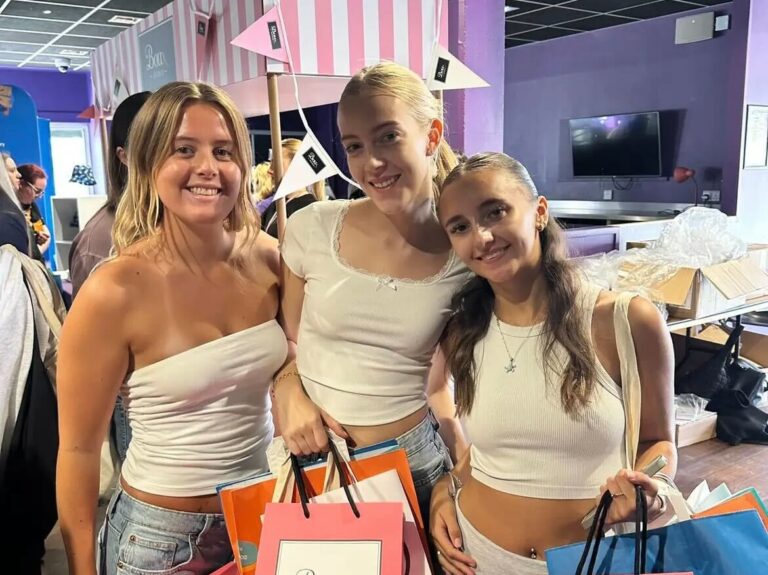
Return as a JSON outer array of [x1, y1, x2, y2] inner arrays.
[[0, 155, 30, 254], [272, 62, 470, 536], [430, 153, 676, 575], [57, 82, 286, 575], [260, 137, 319, 238], [69, 91, 152, 299], [17, 163, 52, 257], [252, 161, 274, 213], [3, 152, 22, 191], [69, 92, 152, 470]]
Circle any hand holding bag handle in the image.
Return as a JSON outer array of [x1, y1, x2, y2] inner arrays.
[[576, 486, 649, 575], [289, 438, 361, 519]]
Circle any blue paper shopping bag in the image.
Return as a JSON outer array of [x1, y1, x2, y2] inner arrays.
[[547, 507, 768, 575]]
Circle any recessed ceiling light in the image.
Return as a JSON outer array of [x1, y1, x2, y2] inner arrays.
[[109, 14, 142, 25], [504, 6, 519, 14], [43, 9, 52, 14]]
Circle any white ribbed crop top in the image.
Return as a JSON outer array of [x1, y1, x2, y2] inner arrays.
[[281, 201, 472, 426], [465, 283, 627, 499], [120, 320, 287, 496]]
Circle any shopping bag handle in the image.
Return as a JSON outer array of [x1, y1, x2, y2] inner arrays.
[[289, 439, 361, 520], [576, 485, 648, 575]]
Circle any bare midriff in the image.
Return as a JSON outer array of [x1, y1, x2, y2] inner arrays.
[[342, 405, 429, 449], [459, 475, 596, 561], [120, 478, 224, 514]]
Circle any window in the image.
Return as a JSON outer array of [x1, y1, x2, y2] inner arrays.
[[50, 123, 92, 197]]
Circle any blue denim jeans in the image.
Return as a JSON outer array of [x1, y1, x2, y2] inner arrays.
[[396, 410, 453, 536], [98, 487, 232, 575], [111, 396, 131, 463]]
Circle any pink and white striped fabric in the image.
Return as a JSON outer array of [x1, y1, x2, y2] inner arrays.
[[91, 0, 447, 113], [263, 0, 448, 77]]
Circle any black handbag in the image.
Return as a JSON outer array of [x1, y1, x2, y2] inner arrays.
[[675, 324, 766, 402]]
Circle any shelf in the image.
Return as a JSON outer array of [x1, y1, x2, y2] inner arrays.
[[667, 297, 768, 331]]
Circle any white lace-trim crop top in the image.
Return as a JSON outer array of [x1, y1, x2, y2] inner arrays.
[[120, 319, 287, 496], [464, 282, 627, 499], [281, 200, 472, 426]]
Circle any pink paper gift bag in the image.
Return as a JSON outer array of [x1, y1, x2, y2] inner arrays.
[[255, 501, 404, 575]]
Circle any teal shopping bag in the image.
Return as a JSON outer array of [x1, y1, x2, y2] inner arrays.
[[546, 488, 768, 575]]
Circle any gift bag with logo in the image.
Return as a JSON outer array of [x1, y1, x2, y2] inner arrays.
[[546, 486, 768, 575], [255, 444, 405, 575], [218, 437, 423, 575]]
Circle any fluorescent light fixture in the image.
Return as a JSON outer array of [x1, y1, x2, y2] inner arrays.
[[59, 49, 89, 56], [43, 9, 52, 14], [504, 6, 519, 14], [108, 15, 143, 25]]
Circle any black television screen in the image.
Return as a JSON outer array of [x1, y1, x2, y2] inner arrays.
[[569, 112, 662, 177]]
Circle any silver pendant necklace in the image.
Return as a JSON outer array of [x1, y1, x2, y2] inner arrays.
[[495, 315, 537, 374]]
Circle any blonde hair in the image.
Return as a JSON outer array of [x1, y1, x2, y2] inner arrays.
[[113, 82, 258, 257], [251, 162, 273, 201], [339, 61, 457, 202]]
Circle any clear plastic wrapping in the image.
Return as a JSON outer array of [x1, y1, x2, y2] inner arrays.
[[674, 393, 710, 422], [577, 207, 747, 308]]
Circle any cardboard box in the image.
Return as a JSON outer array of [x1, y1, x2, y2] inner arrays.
[[627, 257, 768, 319], [675, 411, 718, 447], [748, 244, 768, 273]]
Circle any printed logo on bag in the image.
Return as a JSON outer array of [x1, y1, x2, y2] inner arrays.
[[197, 21, 206, 36], [268, 21, 281, 49], [237, 541, 258, 567], [303, 148, 326, 174], [435, 57, 450, 82]]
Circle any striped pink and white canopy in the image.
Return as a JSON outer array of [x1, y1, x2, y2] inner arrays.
[[90, 0, 448, 114]]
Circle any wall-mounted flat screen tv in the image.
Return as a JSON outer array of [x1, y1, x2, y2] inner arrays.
[[569, 112, 662, 177]]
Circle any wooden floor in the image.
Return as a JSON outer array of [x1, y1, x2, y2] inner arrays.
[[676, 439, 768, 499]]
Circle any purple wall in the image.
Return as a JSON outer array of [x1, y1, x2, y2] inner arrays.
[[0, 67, 92, 123], [445, 0, 505, 155], [504, 3, 748, 209]]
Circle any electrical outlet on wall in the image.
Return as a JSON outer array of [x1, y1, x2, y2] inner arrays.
[[603, 189, 613, 200], [702, 190, 720, 203]]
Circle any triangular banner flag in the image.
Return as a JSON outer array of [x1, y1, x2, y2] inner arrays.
[[231, 5, 289, 63], [274, 135, 340, 200], [193, 11, 212, 81], [111, 75, 130, 110], [425, 45, 489, 91]]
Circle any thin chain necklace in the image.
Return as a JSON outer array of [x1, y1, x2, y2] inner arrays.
[[495, 314, 538, 374]]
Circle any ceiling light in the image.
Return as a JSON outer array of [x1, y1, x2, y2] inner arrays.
[[43, 9, 52, 14], [108, 15, 142, 25], [59, 49, 89, 56], [504, 6, 519, 14]]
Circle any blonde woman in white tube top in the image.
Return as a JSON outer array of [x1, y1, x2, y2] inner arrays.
[[430, 153, 677, 575], [273, 62, 472, 533], [56, 82, 287, 575]]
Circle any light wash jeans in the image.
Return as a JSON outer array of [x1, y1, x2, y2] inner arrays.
[[98, 486, 232, 575], [396, 410, 453, 536]]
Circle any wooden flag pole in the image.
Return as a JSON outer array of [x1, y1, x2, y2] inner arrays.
[[267, 72, 287, 242]]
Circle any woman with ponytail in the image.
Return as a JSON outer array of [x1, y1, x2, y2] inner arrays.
[[431, 153, 676, 574], [273, 61, 470, 529]]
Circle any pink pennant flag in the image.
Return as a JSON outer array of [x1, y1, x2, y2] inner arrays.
[[230, 5, 289, 63]]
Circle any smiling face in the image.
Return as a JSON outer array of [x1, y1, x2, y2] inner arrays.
[[438, 168, 549, 286], [154, 102, 241, 229], [338, 93, 440, 215]]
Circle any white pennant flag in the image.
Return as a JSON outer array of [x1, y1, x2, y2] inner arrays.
[[273, 134, 341, 200], [425, 45, 489, 91]]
